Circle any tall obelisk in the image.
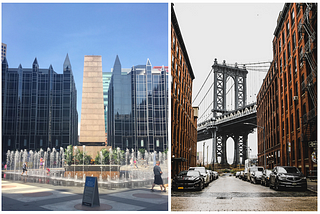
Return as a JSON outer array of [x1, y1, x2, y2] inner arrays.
[[79, 55, 105, 146]]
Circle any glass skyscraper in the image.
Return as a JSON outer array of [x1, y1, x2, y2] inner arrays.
[[2, 55, 78, 160], [107, 55, 168, 152], [102, 72, 112, 134]]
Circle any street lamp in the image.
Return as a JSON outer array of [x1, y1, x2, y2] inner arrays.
[[243, 122, 266, 169], [203, 142, 205, 167]]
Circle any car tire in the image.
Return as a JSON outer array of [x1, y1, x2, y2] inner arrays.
[[275, 181, 281, 191], [197, 182, 203, 191]]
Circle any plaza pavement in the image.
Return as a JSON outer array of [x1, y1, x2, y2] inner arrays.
[[2, 176, 168, 211]]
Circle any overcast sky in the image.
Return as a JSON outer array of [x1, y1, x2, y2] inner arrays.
[[174, 2, 284, 164], [2, 2, 168, 134]]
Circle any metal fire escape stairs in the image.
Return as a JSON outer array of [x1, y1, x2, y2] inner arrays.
[[298, 3, 317, 143]]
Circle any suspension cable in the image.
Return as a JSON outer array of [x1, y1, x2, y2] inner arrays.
[[192, 67, 213, 104]]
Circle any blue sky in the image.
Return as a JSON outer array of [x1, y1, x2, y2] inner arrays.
[[2, 3, 168, 132]]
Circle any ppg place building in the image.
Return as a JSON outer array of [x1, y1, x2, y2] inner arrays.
[[107, 56, 168, 153]]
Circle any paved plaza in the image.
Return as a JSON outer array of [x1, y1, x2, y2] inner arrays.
[[2, 177, 168, 211]]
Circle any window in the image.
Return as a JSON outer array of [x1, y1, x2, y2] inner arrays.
[[156, 139, 159, 147], [287, 21, 290, 36], [56, 139, 59, 147], [293, 32, 296, 49], [294, 57, 297, 73], [141, 139, 144, 147], [126, 138, 128, 147], [24, 139, 27, 147], [291, 9, 295, 26], [288, 41, 291, 57], [40, 139, 43, 147], [8, 139, 11, 146], [279, 39, 282, 53], [296, 109, 300, 129]]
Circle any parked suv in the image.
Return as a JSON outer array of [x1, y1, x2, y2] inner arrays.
[[269, 166, 307, 191], [189, 167, 210, 187]]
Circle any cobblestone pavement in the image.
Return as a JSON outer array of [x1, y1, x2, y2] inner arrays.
[[172, 174, 317, 211], [2, 179, 168, 211]]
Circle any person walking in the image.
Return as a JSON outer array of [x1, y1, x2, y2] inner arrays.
[[151, 161, 166, 192], [21, 162, 27, 176]]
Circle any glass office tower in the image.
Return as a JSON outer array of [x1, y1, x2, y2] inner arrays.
[[2, 55, 78, 161], [107, 56, 168, 152]]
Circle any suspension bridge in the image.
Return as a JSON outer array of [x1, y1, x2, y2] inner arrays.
[[194, 58, 270, 166]]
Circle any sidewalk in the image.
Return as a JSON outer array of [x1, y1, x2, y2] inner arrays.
[[307, 178, 317, 193], [2, 178, 168, 211]]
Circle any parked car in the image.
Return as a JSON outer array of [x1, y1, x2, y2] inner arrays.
[[213, 171, 219, 179], [239, 171, 245, 180], [269, 166, 307, 191], [207, 170, 214, 182], [189, 167, 210, 186], [261, 169, 272, 186], [250, 170, 263, 184], [235, 171, 240, 178], [172, 170, 204, 191], [248, 166, 264, 182]]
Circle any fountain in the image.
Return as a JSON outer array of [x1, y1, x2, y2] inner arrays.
[[3, 147, 168, 190]]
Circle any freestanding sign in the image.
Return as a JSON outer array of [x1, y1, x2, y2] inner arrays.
[[82, 176, 100, 207]]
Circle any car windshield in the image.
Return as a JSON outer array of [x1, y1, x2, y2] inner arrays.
[[178, 171, 187, 176], [187, 171, 200, 177], [278, 167, 300, 174]]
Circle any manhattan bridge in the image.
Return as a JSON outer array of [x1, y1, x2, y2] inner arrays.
[[194, 58, 270, 166]]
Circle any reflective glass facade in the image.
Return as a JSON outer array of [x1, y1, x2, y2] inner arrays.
[[107, 56, 168, 152], [102, 72, 112, 133], [2, 55, 78, 161]]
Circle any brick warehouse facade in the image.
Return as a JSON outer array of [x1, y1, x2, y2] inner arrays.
[[257, 3, 317, 177], [171, 4, 198, 177]]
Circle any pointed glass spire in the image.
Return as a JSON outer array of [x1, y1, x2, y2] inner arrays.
[[33, 57, 38, 66], [146, 58, 151, 74], [63, 54, 72, 71], [113, 55, 121, 74]]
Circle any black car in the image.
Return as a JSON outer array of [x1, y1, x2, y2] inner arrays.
[[269, 166, 307, 191], [172, 170, 204, 191], [261, 169, 272, 186]]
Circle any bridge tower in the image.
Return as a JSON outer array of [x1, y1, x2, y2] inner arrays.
[[212, 59, 249, 165]]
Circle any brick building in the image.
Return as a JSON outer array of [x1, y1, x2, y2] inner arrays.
[[257, 3, 317, 177], [171, 4, 198, 177]]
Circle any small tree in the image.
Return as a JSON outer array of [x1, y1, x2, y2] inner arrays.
[[64, 145, 73, 166]]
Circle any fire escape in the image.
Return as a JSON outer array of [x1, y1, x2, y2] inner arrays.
[[298, 3, 317, 145]]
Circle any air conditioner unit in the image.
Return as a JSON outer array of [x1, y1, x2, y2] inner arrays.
[[293, 96, 299, 101]]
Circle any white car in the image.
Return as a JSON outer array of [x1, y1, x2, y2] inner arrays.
[[189, 167, 210, 186]]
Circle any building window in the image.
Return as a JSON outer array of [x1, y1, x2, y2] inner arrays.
[[8, 139, 11, 146], [126, 139, 128, 147], [279, 39, 282, 53], [141, 139, 144, 147], [296, 109, 300, 129], [282, 31, 285, 45], [288, 41, 291, 57], [156, 139, 159, 147], [24, 139, 27, 146], [40, 139, 43, 147], [291, 9, 295, 26], [297, 138, 301, 159], [287, 21, 290, 36], [293, 32, 296, 49], [55, 139, 58, 147], [294, 57, 297, 73]]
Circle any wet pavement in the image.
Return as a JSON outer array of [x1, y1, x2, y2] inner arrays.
[[171, 173, 317, 211], [2, 174, 168, 211]]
